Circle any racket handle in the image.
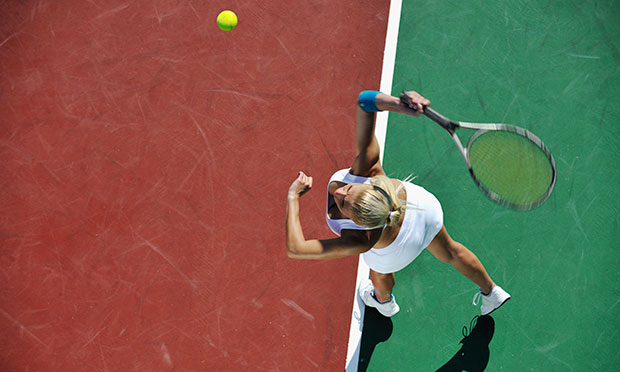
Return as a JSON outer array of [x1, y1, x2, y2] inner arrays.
[[399, 91, 456, 131], [422, 107, 456, 131]]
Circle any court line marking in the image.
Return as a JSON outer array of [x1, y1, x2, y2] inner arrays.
[[344, 1, 402, 371]]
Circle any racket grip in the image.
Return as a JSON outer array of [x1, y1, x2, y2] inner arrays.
[[422, 107, 455, 130], [399, 91, 455, 131]]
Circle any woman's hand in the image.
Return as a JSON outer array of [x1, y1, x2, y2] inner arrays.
[[400, 91, 430, 117], [374, 91, 430, 117], [288, 171, 313, 199]]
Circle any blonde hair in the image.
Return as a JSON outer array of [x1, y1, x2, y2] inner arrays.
[[349, 175, 407, 228]]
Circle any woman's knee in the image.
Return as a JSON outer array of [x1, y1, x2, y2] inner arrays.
[[431, 239, 465, 264], [428, 226, 471, 264], [445, 241, 467, 263]]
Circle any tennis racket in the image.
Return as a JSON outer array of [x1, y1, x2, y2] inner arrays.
[[400, 91, 556, 210]]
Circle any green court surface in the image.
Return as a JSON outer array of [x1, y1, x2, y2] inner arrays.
[[365, 0, 619, 370]]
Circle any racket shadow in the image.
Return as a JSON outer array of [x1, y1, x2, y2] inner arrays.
[[357, 306, 394, 372], [435, 315, 495, 372]]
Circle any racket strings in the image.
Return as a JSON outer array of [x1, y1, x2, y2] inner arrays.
[[468, 130, 554, 208]]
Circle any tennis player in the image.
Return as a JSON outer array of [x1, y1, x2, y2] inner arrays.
[[285, 90, 510, 317]]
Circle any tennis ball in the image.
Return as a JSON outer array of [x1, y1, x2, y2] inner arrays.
[[217, 10, 237, 31]]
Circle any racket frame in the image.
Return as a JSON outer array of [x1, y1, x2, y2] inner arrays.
[[400, 91, 557, 210]]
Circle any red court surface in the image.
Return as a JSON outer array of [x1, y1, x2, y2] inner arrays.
[[1, 1, 390, 370]]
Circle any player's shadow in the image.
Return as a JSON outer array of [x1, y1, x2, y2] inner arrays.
[[435, 315, 495, 372], [357, 307, 394, 372]]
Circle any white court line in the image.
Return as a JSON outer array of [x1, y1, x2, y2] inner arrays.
[[344, 1, 402, 371]]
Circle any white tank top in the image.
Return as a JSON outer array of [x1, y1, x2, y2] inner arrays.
[[325, 169, 444, 274]]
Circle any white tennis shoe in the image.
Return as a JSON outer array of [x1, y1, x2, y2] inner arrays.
[[473, 285, 511, 315], [358, 279, 400, 317]]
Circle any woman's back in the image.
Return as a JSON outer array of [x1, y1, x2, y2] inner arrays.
[[325, 169, 443, 274]]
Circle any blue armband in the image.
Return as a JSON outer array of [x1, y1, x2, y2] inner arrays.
[[358, 90, 383, 113]]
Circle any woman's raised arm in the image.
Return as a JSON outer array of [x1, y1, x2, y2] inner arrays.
[[350, 91, 430, 177], [285, 172, 377, 260]]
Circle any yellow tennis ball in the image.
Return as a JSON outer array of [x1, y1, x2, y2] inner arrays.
[[217, 10, 237, 31]]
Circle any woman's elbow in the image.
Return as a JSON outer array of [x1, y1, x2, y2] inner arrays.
[[286, 242, 322, 260], [286, 242, 302, 259], [287, 250, 310, 260]]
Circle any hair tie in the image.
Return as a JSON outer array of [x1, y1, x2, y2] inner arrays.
[[387, 211, 392, 223]]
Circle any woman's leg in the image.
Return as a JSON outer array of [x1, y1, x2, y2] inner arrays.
[[426, 226, 495, 294], [369, 269, 395, 303]]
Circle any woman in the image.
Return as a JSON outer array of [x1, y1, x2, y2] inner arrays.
[[285, 90, 510, 317]]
